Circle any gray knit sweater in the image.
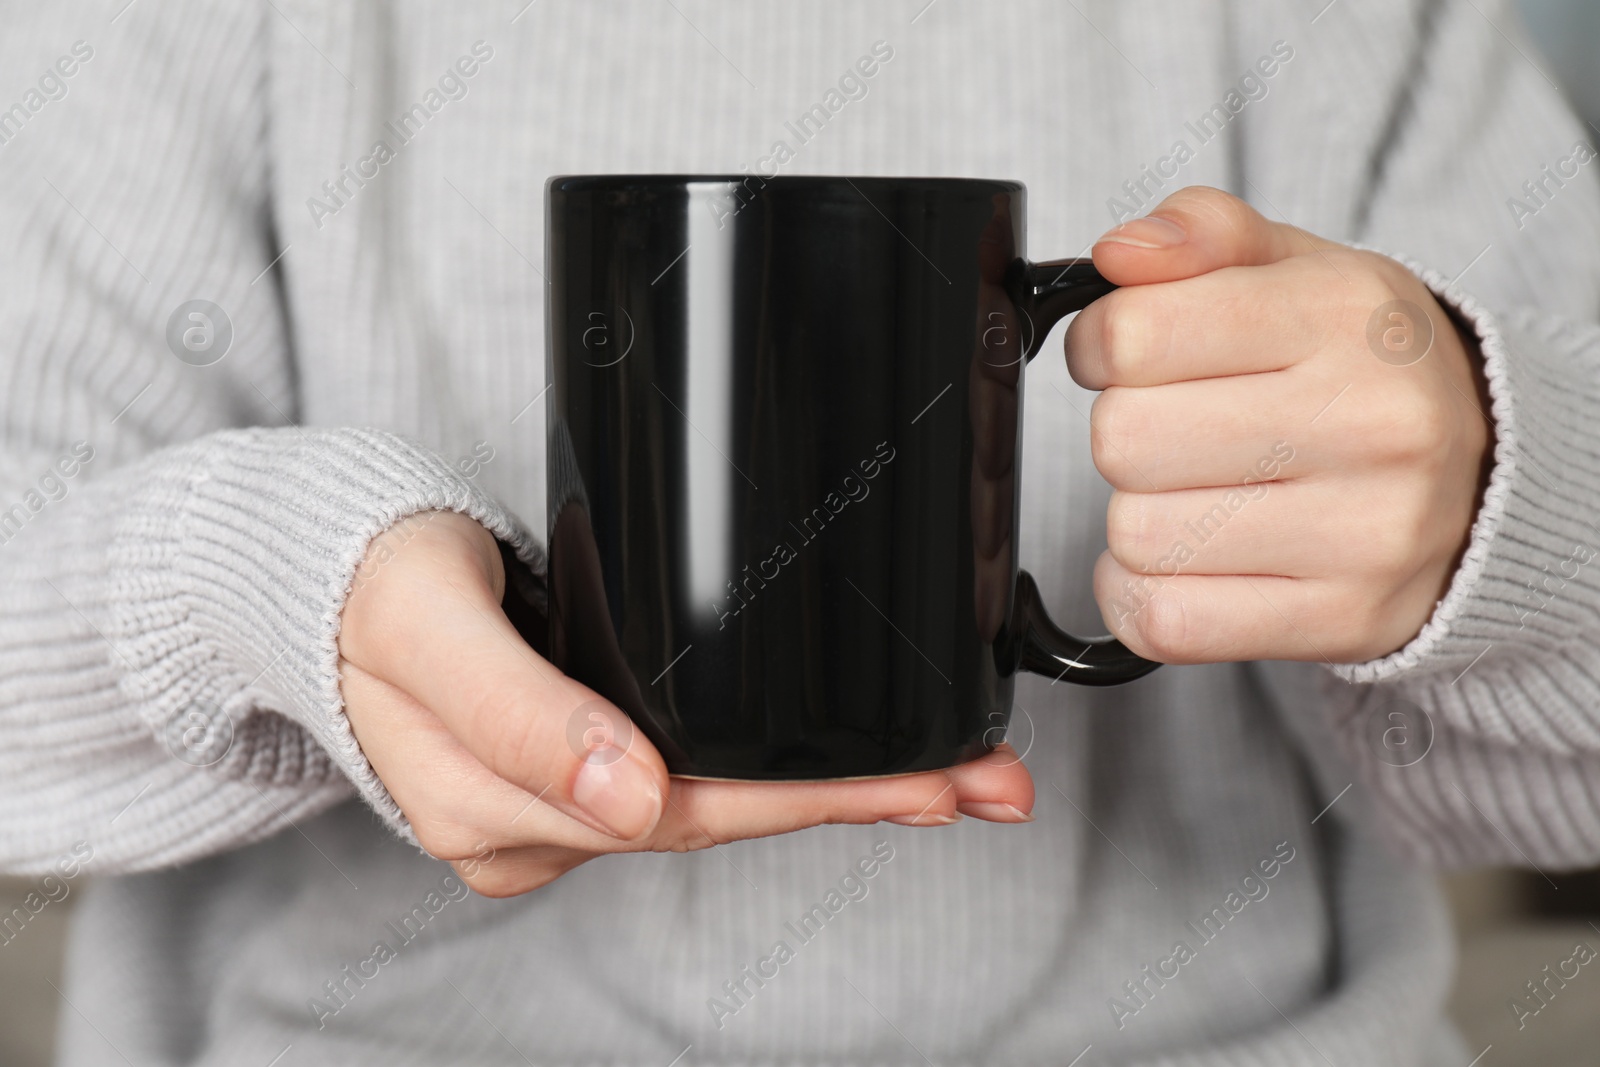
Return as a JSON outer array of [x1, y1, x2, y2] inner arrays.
[[3, 2, 1600, 1065]]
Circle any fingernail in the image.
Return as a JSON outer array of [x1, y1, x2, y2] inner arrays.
[[1098, 215, 1187, 249], [572, 748, 661, 839], [884, 812, 964, 827], [956, 802, 1035, 823]]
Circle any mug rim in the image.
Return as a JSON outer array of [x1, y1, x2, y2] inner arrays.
[[547, 173, 1025, 193]]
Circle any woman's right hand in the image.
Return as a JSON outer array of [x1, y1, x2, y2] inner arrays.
[[337, 510, 1037, 897]]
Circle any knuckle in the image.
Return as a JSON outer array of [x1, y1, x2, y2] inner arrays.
[[1356, 373, 1450, 465], [1095, 290, 1148, 383], [1171, 183, 1239, 212], [1211, 199, 1258, 241], [1386, 391, 1454, 467], [1089, 387, 1142, 484], [1372, 490, 1434, 582], [1105, 491, 1153, 568], [1132, 589, 1193, 662], [1338, 259, 1410, 340], [1350, 250, 1412, 295], [1171, 186, 1255, 240], [1410, 399, 1455, 465]]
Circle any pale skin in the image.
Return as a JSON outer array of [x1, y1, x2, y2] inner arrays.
[[1074, 187, 1490, 663], [340, 186, 1491, 897]]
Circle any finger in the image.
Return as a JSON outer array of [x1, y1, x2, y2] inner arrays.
[[948, 743, 1037, 821], [341, 522, 669, 842], [1104, 482, 1336, 579], [1096, 552, 1322, 663], [1090, 185, 1341, 287], [426, 740, 1039, 861], [645, 775, 961, 849], [341, 660, 601, 856], [1066, 254, 1353, 390], [644, 750, 1036, 847], [1093, 551, 1430, 664], [1105, 474, 1446, 584], [1087, 375, 1306, 491]]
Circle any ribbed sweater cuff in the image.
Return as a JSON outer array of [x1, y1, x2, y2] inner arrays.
[[108, 427, 543, 838], [1329, 254, 1600, 685]]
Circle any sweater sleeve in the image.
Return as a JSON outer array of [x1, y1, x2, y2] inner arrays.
[[0, 5, 540, 876], [1294, 0, 1600, 868]]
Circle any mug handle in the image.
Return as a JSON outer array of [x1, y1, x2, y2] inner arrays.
[[1004, 257, 1161, 686]]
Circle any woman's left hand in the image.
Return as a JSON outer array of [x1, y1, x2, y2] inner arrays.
[[1066, 186, 1492, 664]]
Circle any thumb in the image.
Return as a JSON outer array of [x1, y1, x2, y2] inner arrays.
[[341, 510, 669, 841], [1091, 185, 1340, 285]]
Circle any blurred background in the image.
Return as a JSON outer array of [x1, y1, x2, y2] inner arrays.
[[4, 2, 1599, 1064]]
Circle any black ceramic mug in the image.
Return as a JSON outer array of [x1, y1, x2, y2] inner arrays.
[[541, 174, 1159, 781]]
